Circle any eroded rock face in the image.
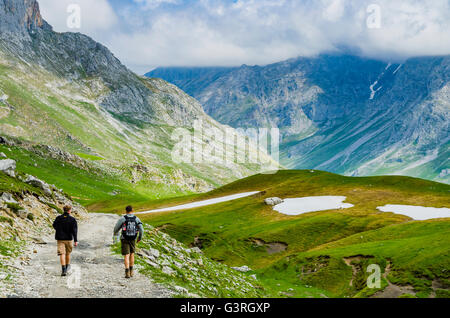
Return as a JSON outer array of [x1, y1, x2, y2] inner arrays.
[[0, 0, 208, 127], [0, 0, 47, 35], [148, 55, 450, 183]]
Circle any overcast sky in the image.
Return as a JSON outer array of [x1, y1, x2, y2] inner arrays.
[[38, 0, 450, 74]]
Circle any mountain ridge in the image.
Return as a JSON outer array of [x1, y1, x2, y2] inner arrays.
[[147, 54, 450, 183], [0, 0, 276, 203]]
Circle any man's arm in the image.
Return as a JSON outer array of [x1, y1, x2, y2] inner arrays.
[[113, 217, 125, 236], [72, 218, 78, 243], [137, 217, 144, 242], [52, 216, 59, 230]]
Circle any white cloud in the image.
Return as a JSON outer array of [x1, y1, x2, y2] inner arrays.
[[38, 0, 450, 74], [38, 0, 118, 34], [133, 0, 180, 10], [323, 0, 346, 22]]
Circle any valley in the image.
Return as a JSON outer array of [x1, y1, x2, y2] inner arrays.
[[0, 0, 448, 300], [148, 55, 450, 184]]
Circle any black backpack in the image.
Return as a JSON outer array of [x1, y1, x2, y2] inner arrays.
[[122, 215, 138, 240]]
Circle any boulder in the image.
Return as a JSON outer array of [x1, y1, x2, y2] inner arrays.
[[159, 259, 171, 267], [0, 192, 18, 204], [0, 136, 11, 145], [162, 266, 176, 276], [144, 259, 160, 269], [173, 261, 183, 269], [141, 252, 156, 263], [264, 197, 283, 206], [0, 159, 16, 177], [190, 247, 203, 254], [53, 191, 67, 204], [0, 152, 6, 158], [231, 265, 252, 272], [25, 175, 52, 196], [144, 248, 160, 259]]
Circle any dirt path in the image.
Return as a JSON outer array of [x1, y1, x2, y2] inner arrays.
[[10, 213, 171, 298]]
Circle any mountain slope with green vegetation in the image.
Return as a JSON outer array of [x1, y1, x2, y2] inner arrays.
[[138, 170, 450, 298], [0, 0, 276, 211]]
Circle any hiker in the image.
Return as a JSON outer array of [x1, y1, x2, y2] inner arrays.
[[52, 205, 78, 277], [113, 205, 144, 279]]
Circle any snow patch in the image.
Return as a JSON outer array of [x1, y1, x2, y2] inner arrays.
[[369, 80, 382, 100], [377, 205, 450, 221], [273, 196, 354, 215], [136, 192, 260, 214], [393, 64, 403, 74]]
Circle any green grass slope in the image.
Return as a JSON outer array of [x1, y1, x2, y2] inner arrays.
[[139, 170, 450, 298], [0, 50, 273, 209], [0, 143, 188, 208]]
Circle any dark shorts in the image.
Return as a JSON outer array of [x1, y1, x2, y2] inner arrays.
[[121, 239, 136, 255]]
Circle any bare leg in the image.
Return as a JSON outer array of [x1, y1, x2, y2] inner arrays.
[[130, 253, 135, 268], [60, 254, 66, 266], [66, 253, 71, 266], [124, 254, 130, 269]]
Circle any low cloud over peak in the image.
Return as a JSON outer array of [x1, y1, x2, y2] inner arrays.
[[39, 0, 450, 74]]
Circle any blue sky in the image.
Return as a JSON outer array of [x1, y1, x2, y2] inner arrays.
[[38, 0, 450, 74]]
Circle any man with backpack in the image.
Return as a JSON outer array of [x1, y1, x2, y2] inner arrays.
[[113, 205, 144, 278], [53, 205, 78, 277]]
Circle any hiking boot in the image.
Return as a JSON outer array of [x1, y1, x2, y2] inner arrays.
[[130, 267, 134, 277], [61, 265, 67, 277], [66, 264, 71, 273], [125, 268, 131, 279]]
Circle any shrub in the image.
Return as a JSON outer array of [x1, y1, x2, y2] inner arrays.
[[6, 202, 22, 213], [0, 216, 13, 225], [27, 213, 34, 221]]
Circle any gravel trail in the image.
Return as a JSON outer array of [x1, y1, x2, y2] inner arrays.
[[11, 213, 171, 298]]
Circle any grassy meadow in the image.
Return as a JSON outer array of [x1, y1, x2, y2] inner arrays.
[[137, 170, 450, 297]]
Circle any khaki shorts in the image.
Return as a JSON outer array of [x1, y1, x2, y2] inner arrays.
[[57, 240, 73, 256], [121, 239, 136, 255]]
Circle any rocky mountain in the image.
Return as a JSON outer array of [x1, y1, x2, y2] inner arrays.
[[147, 55, 450, 183], [0, 0, 276, 197]]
